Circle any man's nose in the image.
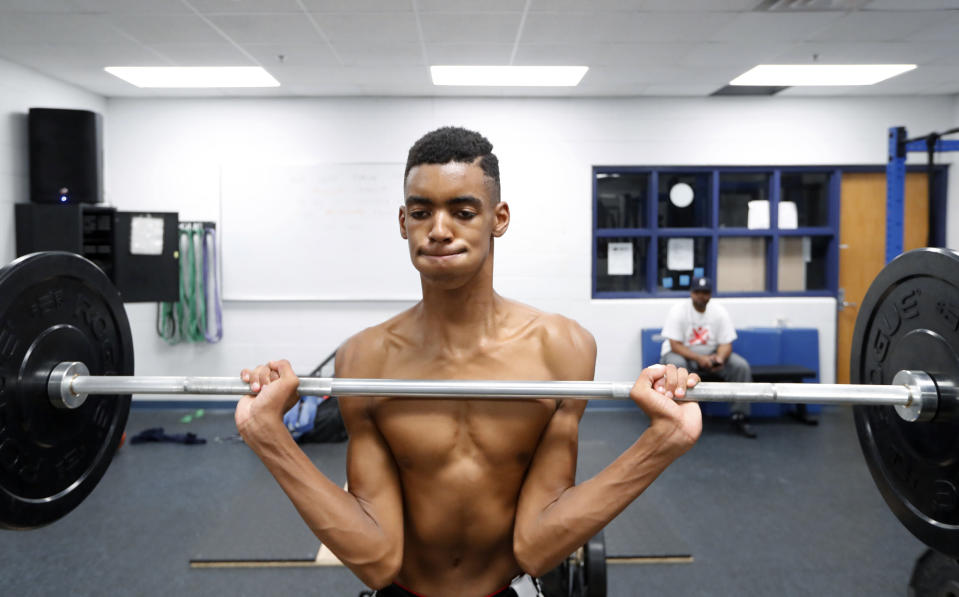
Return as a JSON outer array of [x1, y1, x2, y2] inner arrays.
[[428, 212, 452, 242]]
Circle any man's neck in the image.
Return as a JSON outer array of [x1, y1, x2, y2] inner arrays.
[[415, 259, 503, 354]]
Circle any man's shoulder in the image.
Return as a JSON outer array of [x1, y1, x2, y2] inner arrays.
[[503, 298, 595, 349], [500, 299, 596, 379], [337, 307, 419, 376], [665, 299, 690, 320], [706, 300, 731, 318]]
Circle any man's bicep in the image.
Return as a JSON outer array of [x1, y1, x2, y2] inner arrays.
[[515, 401, 586, 520], [338, 397, 404, 528], [335, 339, 403, 531]]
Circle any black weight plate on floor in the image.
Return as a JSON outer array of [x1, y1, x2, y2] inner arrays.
[[583, 530, 607, 597], [908, 548, 959, 597], [0, 252, 133, 530], [852, 247, 959, 558]]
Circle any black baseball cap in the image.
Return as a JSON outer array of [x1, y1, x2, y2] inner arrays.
[[692, 276, 712, 291]]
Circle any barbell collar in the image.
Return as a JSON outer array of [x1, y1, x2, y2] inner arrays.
[[892, 370, 938, 422], [53, 362, 924, 414]]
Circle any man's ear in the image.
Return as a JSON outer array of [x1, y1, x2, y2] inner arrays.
[[398, 206, 408, 239], [492, 201, 510, 238]]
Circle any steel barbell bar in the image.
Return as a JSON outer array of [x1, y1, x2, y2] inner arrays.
[[49, 361, 939, 423]]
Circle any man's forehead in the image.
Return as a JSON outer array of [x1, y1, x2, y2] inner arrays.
[[404, 160, 491, 197], [406, 159, 483, 180]]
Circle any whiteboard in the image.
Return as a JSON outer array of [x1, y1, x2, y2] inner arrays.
[[220, 162, 421, 300]]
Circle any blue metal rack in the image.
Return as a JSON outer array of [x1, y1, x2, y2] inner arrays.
[[886, 126, 959, 263]]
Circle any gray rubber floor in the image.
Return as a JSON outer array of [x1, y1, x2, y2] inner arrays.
[[0, 405, 925, 596]]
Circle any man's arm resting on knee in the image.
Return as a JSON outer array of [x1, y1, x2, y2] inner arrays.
[[513, 366, 701, 577], [668, 339, 710, 369], [714, 342, 732, 365]]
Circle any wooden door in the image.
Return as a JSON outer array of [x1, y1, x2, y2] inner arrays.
[[836, 172, 929, 383]]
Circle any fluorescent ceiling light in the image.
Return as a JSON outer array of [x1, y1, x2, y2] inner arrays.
[[105, 66, 280, 88], [730, 64, 916, 86], [431, 65, 588, 87]]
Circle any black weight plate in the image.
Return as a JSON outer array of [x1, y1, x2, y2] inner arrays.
[[852, 248, 959, 558], [0, 252, 133, 530], [583, 530, 606, 597], [908, 548, 959, 597]]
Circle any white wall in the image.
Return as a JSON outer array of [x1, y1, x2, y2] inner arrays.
[[102, 95, 958, 396], [0, 57, 105, 263], [947, 95, 959, 249]]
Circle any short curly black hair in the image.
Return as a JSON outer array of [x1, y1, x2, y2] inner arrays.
[[405, 126, 500, 201]]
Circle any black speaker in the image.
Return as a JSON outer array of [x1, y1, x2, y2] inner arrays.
[[28, 107, 102, 204]]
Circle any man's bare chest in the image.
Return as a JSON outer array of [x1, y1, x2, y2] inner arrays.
[[369, 347, 559, 473]]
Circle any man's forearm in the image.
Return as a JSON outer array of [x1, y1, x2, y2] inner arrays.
[[668, 340, 700, 363], [716, 343, 732, 362], [514, 424, 689, 576], [243, 420, 399, 587]]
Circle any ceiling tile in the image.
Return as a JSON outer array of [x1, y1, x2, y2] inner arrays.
[[0, 0, 80, 12], [206, 13, 324, 43], [70, 0, 193, 13], [527, 0, 643, 11], [147, 43, 253, 66], [332, 42, 424, 66], [617, 11, 740, 42], [521, 12, 639, 44], [300, 0, 413, 12], [908, 11, 959, 41], [682, 41, 789, 67], [347, 65, 433, 90], [770, 41, 947, 64], [425, 43, 513, 64], [522, 11, 737, 44], [710, 12, 843, 43], [0, 42, 164, 68], [419, 12, 522, 44], [864, 0, 959, 10], [926, 41, 959, 64], [111, 13, 226, 44], [640, 83, 723, 95], [311, 12, 420, 43], [640, 0, 762, 10], [417, 0, 527, 10], [513, 43, 692, 67], [242, 43, 340, 66], [808, 11, 943, 42], [187, 0, 304, 13], [0, 13, 130, 44]]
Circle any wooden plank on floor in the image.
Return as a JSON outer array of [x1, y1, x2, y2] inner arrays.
[[607, 555, 694, 565]]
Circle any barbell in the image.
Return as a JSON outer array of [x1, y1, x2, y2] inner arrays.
[[0, 249, 958, 561]]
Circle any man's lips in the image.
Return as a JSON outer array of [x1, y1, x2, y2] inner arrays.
[[420, 249, 466, 258]]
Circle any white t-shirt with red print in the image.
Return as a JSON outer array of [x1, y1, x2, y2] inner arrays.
[[660, 300, 738, 357]]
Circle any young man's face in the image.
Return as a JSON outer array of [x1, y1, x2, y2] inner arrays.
[[690, 289, 711, 311], [399, 160, 509, 286]]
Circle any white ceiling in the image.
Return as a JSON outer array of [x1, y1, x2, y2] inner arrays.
[[1, 0, 958, 98]]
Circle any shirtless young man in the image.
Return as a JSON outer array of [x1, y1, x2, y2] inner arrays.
[[235, 127, 703, 597]]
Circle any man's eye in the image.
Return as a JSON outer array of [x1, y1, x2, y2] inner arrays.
[[457, 211, 477, 219], [409, 210, 429, 219]]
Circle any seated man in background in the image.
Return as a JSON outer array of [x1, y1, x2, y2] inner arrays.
[[234, 126, 703, 597], [661, 276, 756, 439]]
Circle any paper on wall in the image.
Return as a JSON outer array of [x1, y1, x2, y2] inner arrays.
[[130, 216, 164, 255], [608, 242, 633, 276], [666, 238, 694, 271], [779, 201, 798, 229], [747, 200, 770, 229]]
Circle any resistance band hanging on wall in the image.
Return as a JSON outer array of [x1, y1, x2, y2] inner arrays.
[[157, 222, 223, 344]]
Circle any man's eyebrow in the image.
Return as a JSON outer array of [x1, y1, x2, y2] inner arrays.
[[405, 195, 483, 207]]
